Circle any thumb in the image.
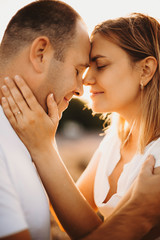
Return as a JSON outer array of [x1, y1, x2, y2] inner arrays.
[[141, 155, 155, 176], [47, 93, 59, 124]]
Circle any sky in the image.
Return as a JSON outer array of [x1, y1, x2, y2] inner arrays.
[[0, 0, 160, 39], [0, 0, 160, 101]]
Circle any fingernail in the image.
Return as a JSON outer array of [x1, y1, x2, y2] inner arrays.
[[1, 85, 8, 92], [1, 97, 6, 103], [4, 77, 10, 81], [50, 93, 54, 100], [14, 75, 21, 81], [4, 77, 11, 84]]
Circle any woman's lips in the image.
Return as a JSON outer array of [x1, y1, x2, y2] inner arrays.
[[90, 91, 104, 97]]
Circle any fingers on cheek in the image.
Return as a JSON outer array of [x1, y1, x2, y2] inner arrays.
[[1, 97, 15, 122], [1, 85, 16, 103], [1, 97, 10, 113], [1, 86, 13, 107], [1, 85, 9, 97], [1, 96, 7, 106]]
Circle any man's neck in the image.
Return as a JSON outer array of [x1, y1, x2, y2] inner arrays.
[[0, 61, 14, 105]]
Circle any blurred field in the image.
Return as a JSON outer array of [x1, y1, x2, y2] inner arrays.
[[51, 131, 103, 239]]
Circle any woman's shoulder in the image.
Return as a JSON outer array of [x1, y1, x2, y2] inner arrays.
[[96, 128, 121, 159], [146, 137, 160, 167], [99, 128, 119, 148]]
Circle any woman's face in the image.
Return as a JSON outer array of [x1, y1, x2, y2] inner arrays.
[[84, 33, 142, 118]]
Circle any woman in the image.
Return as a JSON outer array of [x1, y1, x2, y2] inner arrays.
[[1, 13, 160, 239]]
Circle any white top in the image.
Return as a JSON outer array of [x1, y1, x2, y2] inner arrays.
[[94, 130, 160, 218], [0, 106, 51, 239]]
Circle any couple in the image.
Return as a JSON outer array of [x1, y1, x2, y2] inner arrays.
[[1, 1, 160, 239]]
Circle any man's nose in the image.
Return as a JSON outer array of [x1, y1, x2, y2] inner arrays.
[[74, 82, 84, 97], [83, 68, 96, 86]]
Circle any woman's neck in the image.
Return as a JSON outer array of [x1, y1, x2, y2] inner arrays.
[[121, 117, 141, 153]]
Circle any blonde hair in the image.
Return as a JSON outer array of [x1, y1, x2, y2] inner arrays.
[[92, 13, 160, 152]]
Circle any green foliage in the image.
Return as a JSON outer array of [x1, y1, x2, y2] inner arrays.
[[57, 98, 104, 132]]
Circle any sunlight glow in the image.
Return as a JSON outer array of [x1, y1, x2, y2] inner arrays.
[[0, 0, 160, 103]]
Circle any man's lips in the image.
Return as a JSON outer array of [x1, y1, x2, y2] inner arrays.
[[64, 96, 72, 103], [64, 97, 69, 103]]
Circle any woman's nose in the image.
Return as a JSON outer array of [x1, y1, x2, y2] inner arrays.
[[83, 68, 96, 86]]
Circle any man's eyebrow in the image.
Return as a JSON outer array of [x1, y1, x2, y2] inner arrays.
[[91, 55, 106, 62], [79, 63, 90, 68]]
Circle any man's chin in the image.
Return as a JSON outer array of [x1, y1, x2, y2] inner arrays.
[[58, 111, 63, 119], [58, 104, 69, 119]]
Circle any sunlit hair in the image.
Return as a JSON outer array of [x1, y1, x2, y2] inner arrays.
[[0, 0, 81, 62], [91, 13, 160, 152]]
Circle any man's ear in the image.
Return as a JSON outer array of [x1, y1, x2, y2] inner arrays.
[[29, 36, 53, 73], [140, 56, 157, 86]]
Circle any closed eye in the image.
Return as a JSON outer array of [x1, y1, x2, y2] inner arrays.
[[76, 69, 79, 76], [97, 65, 107, 70]]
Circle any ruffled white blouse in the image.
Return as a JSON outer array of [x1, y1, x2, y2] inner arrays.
[[94, 131, 160, 219]]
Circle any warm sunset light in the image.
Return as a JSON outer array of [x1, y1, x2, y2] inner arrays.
[[1, 3, 160, 240], [0, 0, 159, 103]]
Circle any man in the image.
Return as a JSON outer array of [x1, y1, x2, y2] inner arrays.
[[0, 1, 90, 239], [0, 1, 160, 240]]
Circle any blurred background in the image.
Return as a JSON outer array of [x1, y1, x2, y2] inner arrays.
[[53, 99, 104, 239], [0, 0, 160, 239]]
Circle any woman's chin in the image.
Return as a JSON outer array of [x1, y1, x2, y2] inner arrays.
[[91, 105, 106, 114]]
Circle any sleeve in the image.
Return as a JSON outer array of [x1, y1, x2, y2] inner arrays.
[[0, 149, 28, 237], [149, 138, 160, 168]]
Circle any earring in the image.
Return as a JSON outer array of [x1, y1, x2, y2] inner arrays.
[[140, 82, 144, 90]]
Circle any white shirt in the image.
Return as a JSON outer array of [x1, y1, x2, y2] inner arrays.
[[0, 106, 51, 239], [94, 130, 160, 217]]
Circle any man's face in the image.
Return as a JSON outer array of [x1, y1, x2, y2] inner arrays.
[[36, 20, 90, 118]]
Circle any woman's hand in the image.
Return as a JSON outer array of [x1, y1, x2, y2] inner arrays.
[[1, 76, 103, 239], [1, 75, 59, 157]]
